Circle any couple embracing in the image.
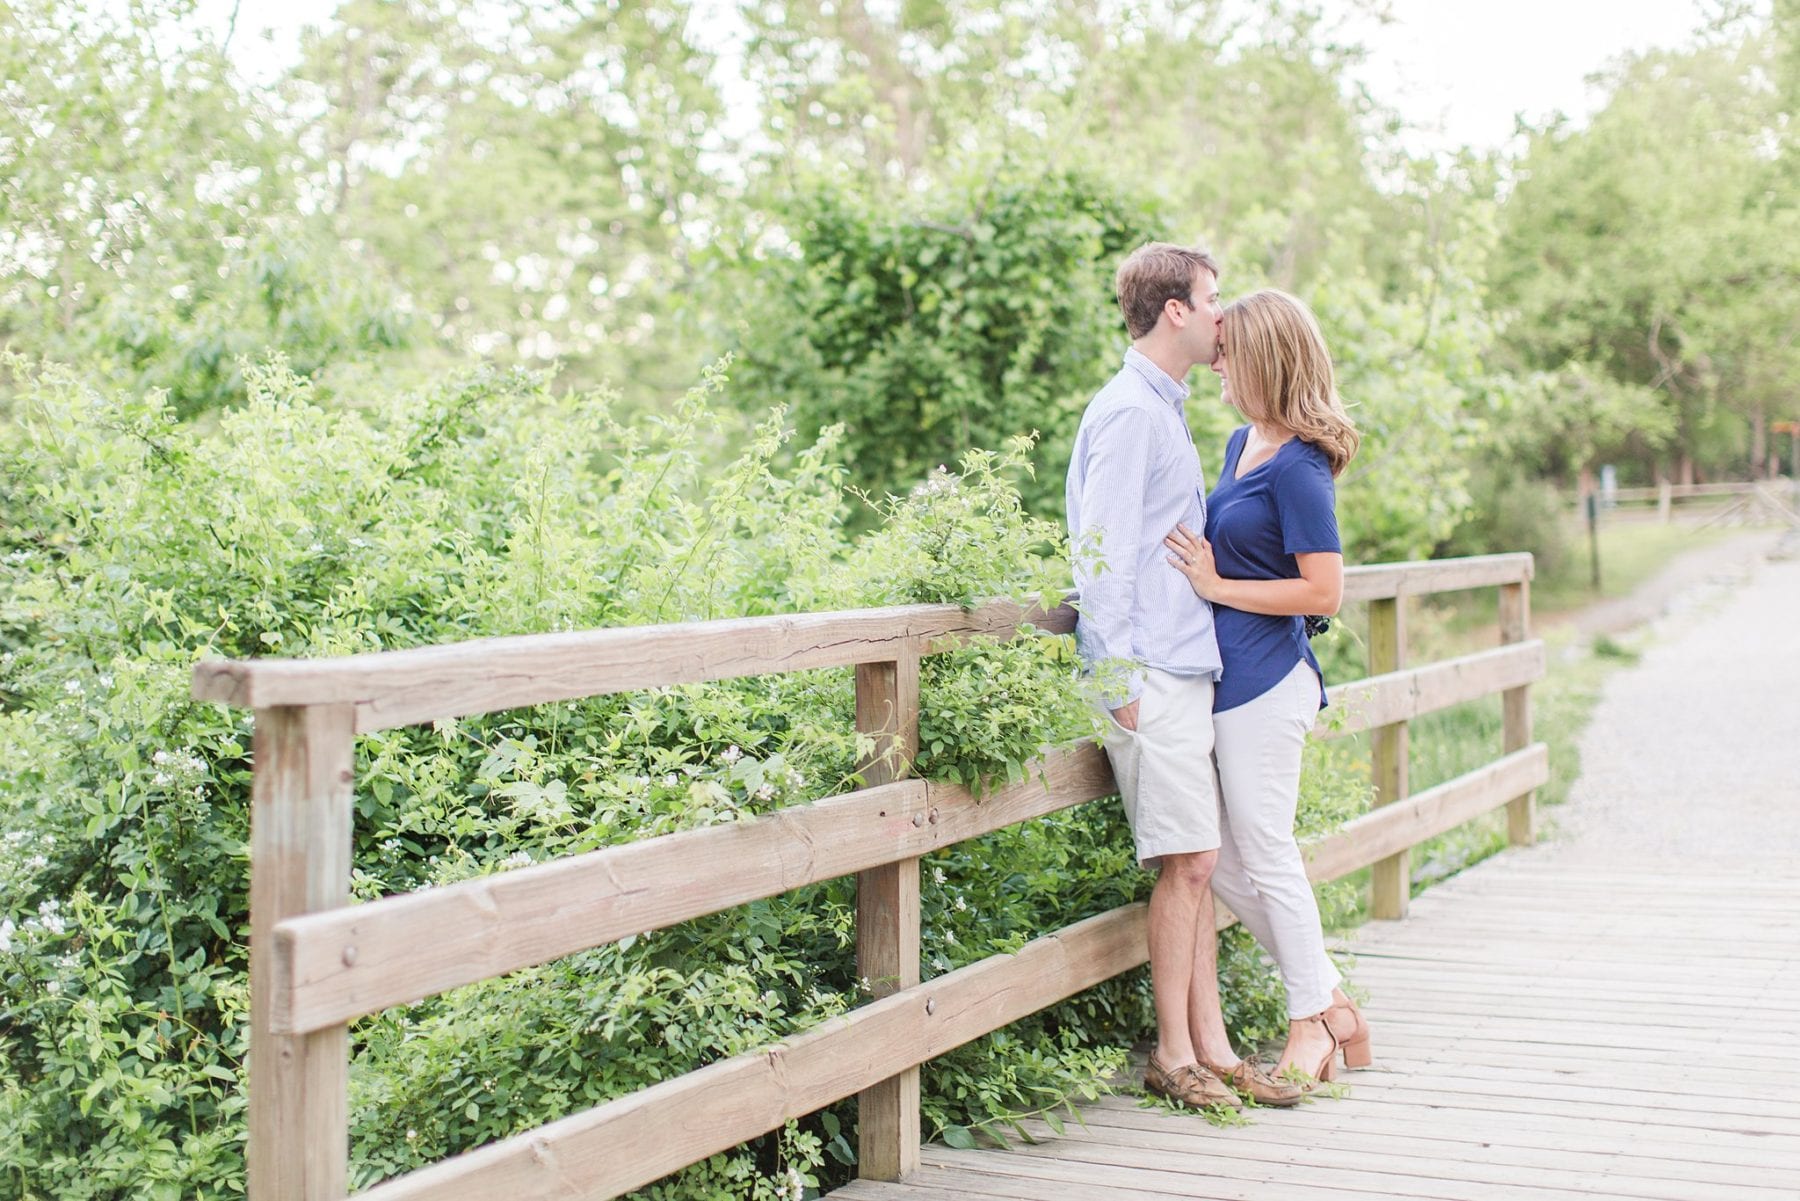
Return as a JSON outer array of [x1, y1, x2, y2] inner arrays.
[[1067, 242, 1371, 1110]]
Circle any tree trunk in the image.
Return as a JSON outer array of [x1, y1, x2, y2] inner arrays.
[[1750, 403, 1768, 480]]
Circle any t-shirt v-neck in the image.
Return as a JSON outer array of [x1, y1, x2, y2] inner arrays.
[[1203, 425, 1341, 713]]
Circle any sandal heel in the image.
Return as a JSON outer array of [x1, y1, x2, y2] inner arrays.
[[1341, 1033, 1373, 1069]]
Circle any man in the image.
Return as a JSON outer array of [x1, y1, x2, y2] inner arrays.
[[1066, 242, 1299, 1110]]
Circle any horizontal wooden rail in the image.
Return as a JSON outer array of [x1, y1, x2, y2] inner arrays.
[[193, 554, 1535, 732], [1316, 640, 1545, 741], [1301, 744, 1549, 882], [196, 551, 1547, 1201], [194, 601, 1074, 733], [353, 902, 1151, 1201], [346, 743, 1551, 1201], [1606, 482, 1760, 502], [1340, 553, 1531, 602], [271, 746, 1115, 1034], [276, 630, 1546, 1034]]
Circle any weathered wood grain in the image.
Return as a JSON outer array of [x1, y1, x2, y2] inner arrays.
[[351, 904, 1149, 1201]]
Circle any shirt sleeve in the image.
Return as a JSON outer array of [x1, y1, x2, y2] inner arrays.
[[1072, 405, 1155, 703], [1276, 449, 1341, 556]]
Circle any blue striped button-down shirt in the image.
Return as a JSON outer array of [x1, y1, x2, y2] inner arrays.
[[1066, 347, 1222, 704]]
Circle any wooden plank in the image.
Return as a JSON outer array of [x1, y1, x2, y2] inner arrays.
[[249, 705, 355, 1201], [921, 1142, 1622, 1201], [1300, 745, 1548, 883], [272, 746, 1114, 1034], [353, 903, 1149, 1201], [1499, 581, 1535, 845], [1315, 641, 1545, 740], [1340, 553, 1533, 603], [993, 1111, 1800, 1200], [856, 655, 923, 1181], [1074, 1100, 1800, 1172], [869, 1165, 1196, 1201], [1367, 596, 1409, 919], [1083, 1092, 1800, 1158], [916, 1159, 1418, 1201], [1328, 1083, 1800, 1135], [193, 599, 1067, 732]]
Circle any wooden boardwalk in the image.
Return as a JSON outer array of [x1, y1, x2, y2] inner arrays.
[[834, 847, 1800, 1201]]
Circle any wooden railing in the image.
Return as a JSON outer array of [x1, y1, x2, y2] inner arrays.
[[193, 551, 1544, 1201]]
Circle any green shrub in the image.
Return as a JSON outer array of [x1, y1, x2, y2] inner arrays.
[[1441, 462, 1572, 581], [1, 353, 1365, 1199], [729, 167, 1157, 519]]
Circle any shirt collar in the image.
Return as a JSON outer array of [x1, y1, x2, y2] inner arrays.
[[1123, 346, 1190, 407]]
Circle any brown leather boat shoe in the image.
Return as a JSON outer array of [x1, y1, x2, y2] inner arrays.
[[1144, 1052, 1241, 1110], [1203, 1057, 1305, 1108]]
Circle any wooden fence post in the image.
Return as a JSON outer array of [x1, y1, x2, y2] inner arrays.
[[854, 652, 922, 1181], [1368, 598, 1410, 919], [249, 704, 356, 1201], [1500, 582, 1536, 845]]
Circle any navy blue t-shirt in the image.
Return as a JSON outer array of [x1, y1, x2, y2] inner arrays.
[[1204, 426, 1341, 713]]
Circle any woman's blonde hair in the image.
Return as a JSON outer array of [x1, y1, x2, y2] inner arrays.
[[1221, 289, 1360, 477]]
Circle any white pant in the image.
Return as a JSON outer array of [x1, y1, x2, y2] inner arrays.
[[1209, 660, 1341, 1019]]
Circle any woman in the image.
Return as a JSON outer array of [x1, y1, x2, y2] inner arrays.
[[1164, 288, 1371, 1085]]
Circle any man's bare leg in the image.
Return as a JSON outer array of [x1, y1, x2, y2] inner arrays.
[[1147, 849, 1217, 1066], [1187, 899, 1238, 1067]]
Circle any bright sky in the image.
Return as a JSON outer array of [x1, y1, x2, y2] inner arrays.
[[1338, 0, 1739, 156], [196, 0, 1740, 157]]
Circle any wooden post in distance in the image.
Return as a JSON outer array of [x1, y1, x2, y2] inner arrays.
[[1368, 598, 1410, 919], [1500, 581, 1536, 846]]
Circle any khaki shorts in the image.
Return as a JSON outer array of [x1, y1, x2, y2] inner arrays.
[[1096, 668, 1220, 868]]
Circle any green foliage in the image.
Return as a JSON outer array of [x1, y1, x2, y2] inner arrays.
[[1494, 20, 1800, 480], [0, 354, 1366, 1199], [0, 0, 415, 416], [730, 168, 1156, 516], [283, 0, 724, 399], [1440, 463, 1573, 582]]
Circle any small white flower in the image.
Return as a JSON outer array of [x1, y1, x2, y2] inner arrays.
[[661, 773, 678, 787], [153, 772, 172, 787], [62, 679, 81, 695], [44, 980, 60, 994], [786, 769, 805, 789], [502, 850, 532, 870], [954, 895, 967, 912], [0, 919, 14, 952], [721, 745, 742, 765], [944, 930, 957, 946], [26, 855, 46, 871], [153, 751, 172, 766], [97, 674, 112, 688], [405, 1128, 418, 1141], [931, 866, 947, 885], [754, 783, 775, 802]]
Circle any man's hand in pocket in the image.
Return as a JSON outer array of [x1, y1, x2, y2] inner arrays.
[[1110, 699, 1140, 732]]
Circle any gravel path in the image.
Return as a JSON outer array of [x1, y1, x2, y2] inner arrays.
[[1560, 527, 1787, 639], [1546, 536, 1800, 864]]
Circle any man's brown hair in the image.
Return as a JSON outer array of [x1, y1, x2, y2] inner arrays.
[[1114, 242, 1220, 340]]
